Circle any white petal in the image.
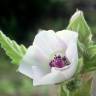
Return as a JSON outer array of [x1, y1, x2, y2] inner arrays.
[[33, 30, 66, 57], [56, 30, 78, 79], [33, 68, 64, 86], [56, 30, 78, 46], [18, 59, 33, 79], [18, 45, 50, 79], [62, 43, 78, 79], [32, 66, 45, 80]]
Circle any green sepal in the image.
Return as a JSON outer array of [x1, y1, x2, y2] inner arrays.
[[67, 10, 92, 45]]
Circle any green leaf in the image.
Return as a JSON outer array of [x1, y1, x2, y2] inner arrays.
[[67, 10, 92, 45], [0, 31, 27, 64], [83, 44, 96, 72]]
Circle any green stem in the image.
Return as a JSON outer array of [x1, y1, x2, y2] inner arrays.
[[59, 85, 71, 96], [63, 86, 70, 96], [62, 78, 92, 96]]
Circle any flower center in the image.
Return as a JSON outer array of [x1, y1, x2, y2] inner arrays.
[[49, 55, 70, 68]]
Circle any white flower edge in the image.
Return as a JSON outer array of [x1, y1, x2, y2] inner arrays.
[[18, 30, 78, 86]]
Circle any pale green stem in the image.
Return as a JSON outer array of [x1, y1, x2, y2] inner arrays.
[[63, 85, 70, 96], [59, 84, 71, 96]]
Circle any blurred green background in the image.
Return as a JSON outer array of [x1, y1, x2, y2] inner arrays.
[[0, 0, 96, 96]]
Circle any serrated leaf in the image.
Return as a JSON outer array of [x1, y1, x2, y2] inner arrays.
[[67, 10, 92, 45], [0, 31, 27, 64]]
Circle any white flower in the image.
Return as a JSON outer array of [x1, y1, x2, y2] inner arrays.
[[18, 30, 78, 86]]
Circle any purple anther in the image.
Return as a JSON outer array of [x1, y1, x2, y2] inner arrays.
[[49, 55, 70, 68]]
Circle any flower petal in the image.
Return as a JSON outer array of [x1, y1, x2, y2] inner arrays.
[[32, 66, 45, 80], [18, 45, 50, 79], [33, 68, 64, 86], [56, 30, 78, 79], [56, 30, 78, 45], [33, 30, 66, 57], [62, 42, 78, 79], [18, 59, 33, 79]]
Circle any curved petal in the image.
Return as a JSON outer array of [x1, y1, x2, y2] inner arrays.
[[56, 30, 78, 46], [31, 66, 45, 80], [33, 30, 66, 57], [18, 45, 50, 79], [18, 59, 33, 79], [62, 42, 78, 79], [33, 68, 64, 86], [56, 30, 78, 80]]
